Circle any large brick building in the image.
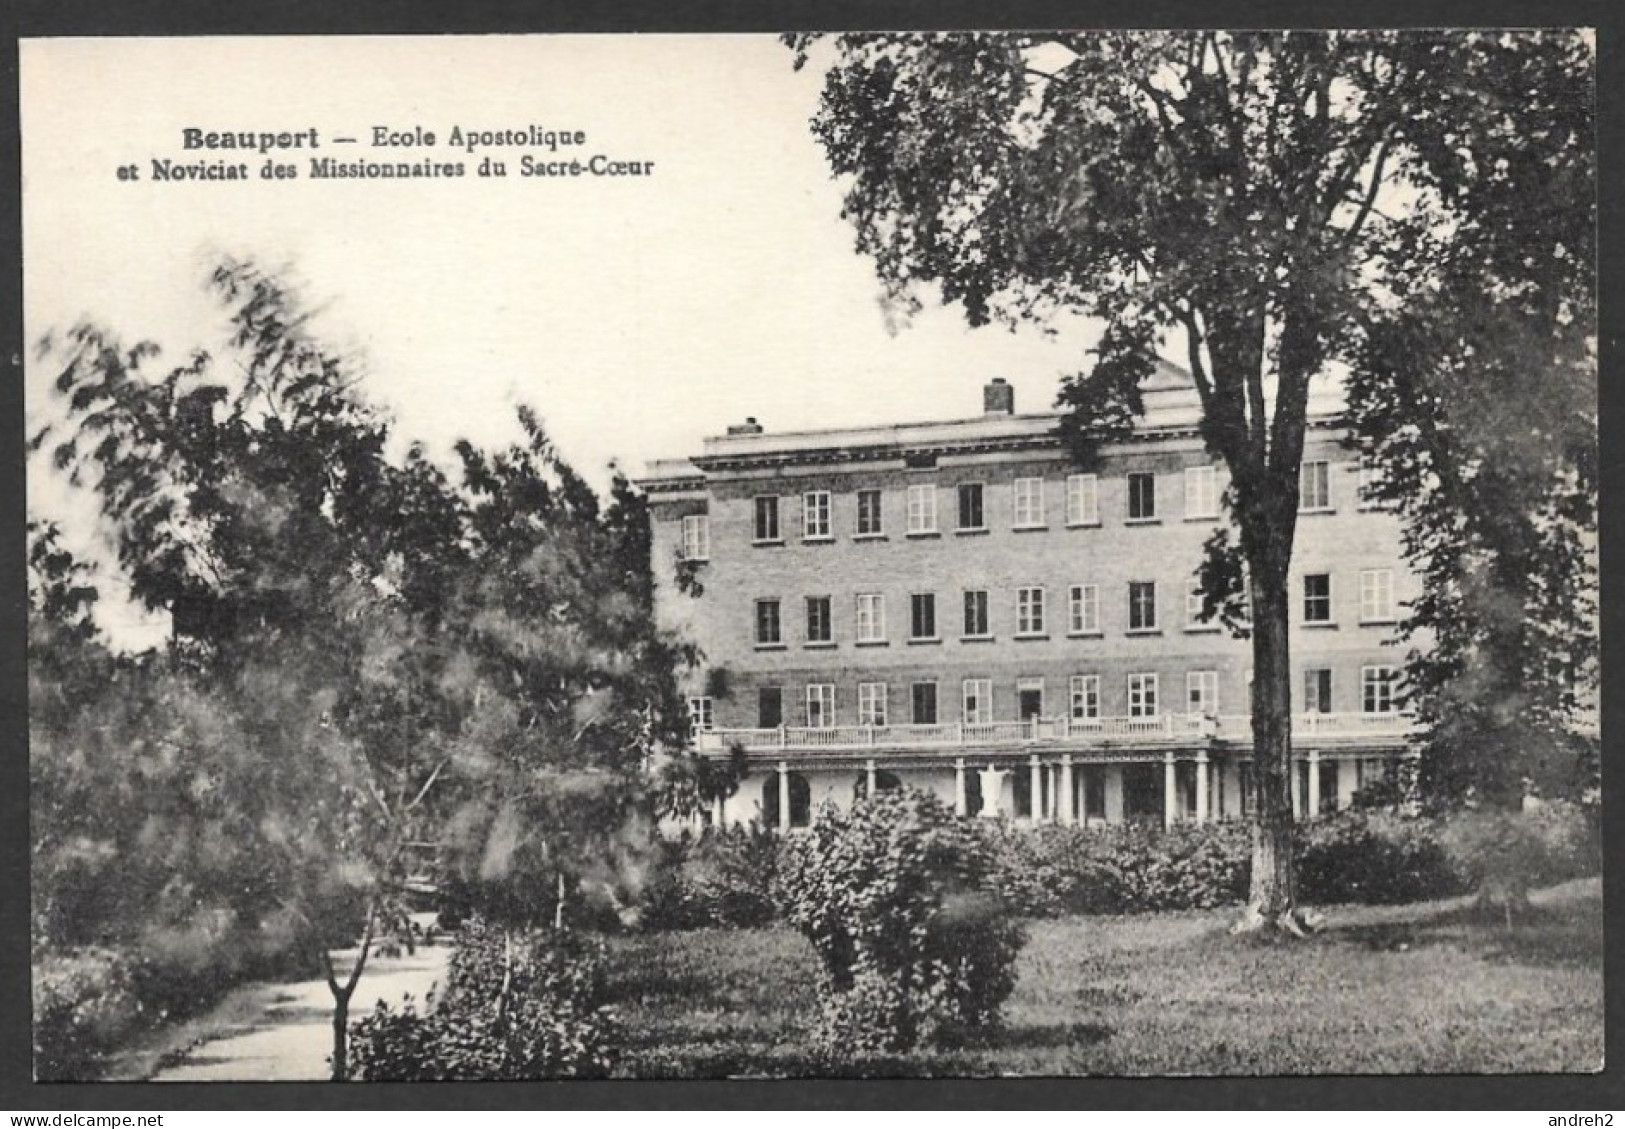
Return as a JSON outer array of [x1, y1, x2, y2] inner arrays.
[[639, 364, 1416, 830]]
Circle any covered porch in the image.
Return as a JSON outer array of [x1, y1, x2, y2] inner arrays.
[[712, 745, 1412, 832]]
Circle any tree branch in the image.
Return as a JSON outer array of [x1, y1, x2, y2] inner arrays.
[[1340, 135, 1393, 247]]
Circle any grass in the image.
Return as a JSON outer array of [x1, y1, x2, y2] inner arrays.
[[598, 877, 1603, 1077]]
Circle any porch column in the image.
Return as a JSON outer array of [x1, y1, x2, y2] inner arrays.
[[1163, 752, 1178, 829], [865, 758, 877, 798], [711, 793, 725, 829], [1059, 755, 1075, 825], [1307, 750, 1321, 820], [954, 758, 967, 818], [1030, 755, 1044, 824], [1194, 749, 1209, 824], [777, 762, 790, 832], [1291, 756, 1303, 819]]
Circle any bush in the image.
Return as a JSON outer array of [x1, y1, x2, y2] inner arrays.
[[640, 824, 781, 931], [1437, 799, 1599, 912], [349, 916, 620, 1080], [775, 789, 1025, 1057], [33, 947, 145, 1081], [977, 820, 1250, 916], [1297, 809, 1465, 905]]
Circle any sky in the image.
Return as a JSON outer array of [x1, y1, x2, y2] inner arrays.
[[22, 34, 1109, 646]]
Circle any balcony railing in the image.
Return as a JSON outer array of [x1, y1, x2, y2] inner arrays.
[[692, 711, 1413, 754]]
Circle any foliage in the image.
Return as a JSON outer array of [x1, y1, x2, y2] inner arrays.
[[1436, 800, 1599, 911], [640, 824, 782, 931], [979, 821, 1252, 915], [30, 258, 695, 1075], [775, 790, 1025, 1055], [32, 948, 144, 1082], [789, 28, 1595, 921], [1341, 36, 1597, 809], [973, 806, 1597, 916], [348, 917, 620, 1080], [1296, 810, 1463, 906]]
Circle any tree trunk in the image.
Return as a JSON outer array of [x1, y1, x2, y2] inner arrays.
[[330, 986, 352, 1082], [324, 900, 378, 1081], [1232, 553, 1315, 936]]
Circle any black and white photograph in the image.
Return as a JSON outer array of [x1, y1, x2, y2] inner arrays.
[[17, 26, 1601, 1090]]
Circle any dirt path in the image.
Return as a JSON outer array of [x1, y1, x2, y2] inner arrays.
[[149, 944, 451, 1082]]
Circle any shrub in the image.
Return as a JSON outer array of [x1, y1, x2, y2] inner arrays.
[[349, 916, 620, 1080], [640, 824, 781, 931], [774, 789, 1025, 1057], [1437, 799, 1600, 913], [33, 947, 145, 1081], [976, 820, 1250, 916], [1296, 809, 1466, 905]]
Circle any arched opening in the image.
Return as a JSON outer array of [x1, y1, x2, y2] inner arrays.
[[852, 768, 903, 801], [761, 771, 812, 829]]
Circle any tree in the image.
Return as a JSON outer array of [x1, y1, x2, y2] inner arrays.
[[788, 30, 1594, 932], [34, 259, 695, 1075], [1341, 38, 1596, 809]]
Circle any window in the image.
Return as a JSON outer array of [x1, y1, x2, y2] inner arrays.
[[1128, 472, 1157, 521], [858, 682, 888, 727], [802, 491, 831, 540], [1017, 587, 1046, 636], [1361, 666, 1397, 714], [680, 515, 709, 561], [956, 483, 985, 531], [1187, 670, 1218, 716], [1066, 474, 1100, 526], [1069, 674, 1101, 721], [687, 696, 714, 734], [910, 593, 937, 640], [1303, 574, 1333, 624], [1013, 477, 1045, 527], [1360, 568, 1395, 623], [906, 484, 938, 534], [1068, 584, 1100, 635], [911, 681, 939, 725], [755, 599, 782, 646], [1300, 460, 1332, 512], [805, 596, 832, 645], [856, 593, 886, 643], [1129, 581, 1158, 632], [1128, 672, 1159, 718], [753, 496, 780, 543], [1017, 677, 1044, 720], [963, 590, 990, 637], [962, 678, 992, 725], [806, 683, 835, 728], [1185, 466, 1218, 519], [758, 686, 783, 729], [1303, 668, 1333, 714], [856, 489, 884, 536]]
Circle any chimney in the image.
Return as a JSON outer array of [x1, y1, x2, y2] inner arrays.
[[727, 416, 764, 436], [983, 378, 1014, 415]]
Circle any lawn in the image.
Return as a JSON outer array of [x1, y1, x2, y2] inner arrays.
[[598, 878, 1603, 1077]]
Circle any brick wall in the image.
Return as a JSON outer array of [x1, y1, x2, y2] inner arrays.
[[651, 426, 1416, 731]]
